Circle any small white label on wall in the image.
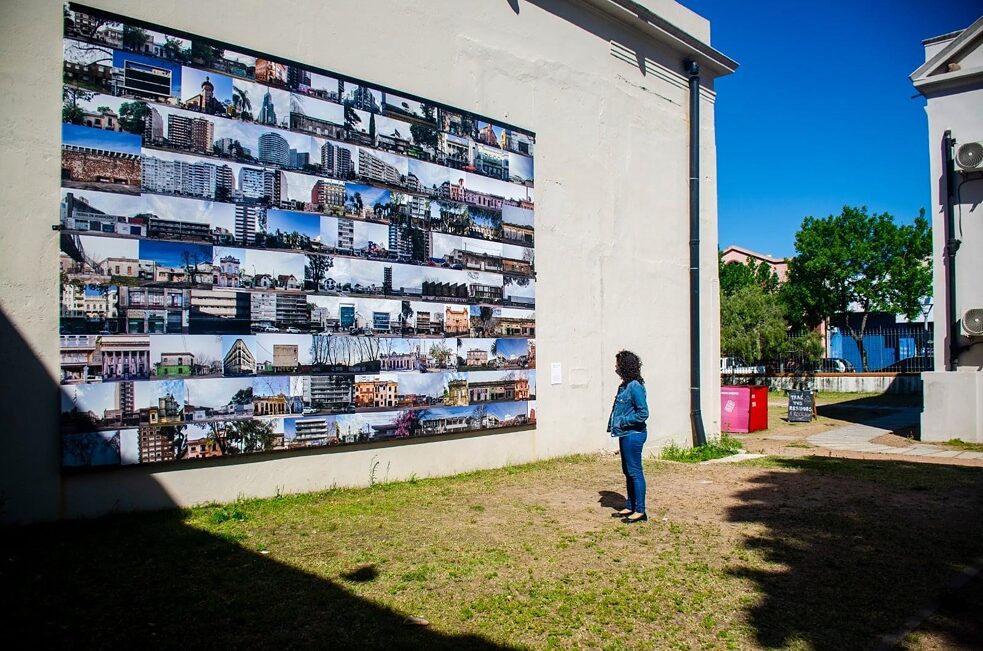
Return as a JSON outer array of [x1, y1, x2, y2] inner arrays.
[[550, 362, 562, 385]]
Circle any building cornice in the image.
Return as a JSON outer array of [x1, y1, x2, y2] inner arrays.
[[578, 0, 738, 77], [911, 15, 983, 94]]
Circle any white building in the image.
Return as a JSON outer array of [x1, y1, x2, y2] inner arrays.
[[250, 292, 277, 324], [1, 0, 733, 522], [358, 148, 402, 186], [141, 156, 218, 198], [237, 167, 276, 201], [911, 16, 983, 442], [337, 218, 354, 249]]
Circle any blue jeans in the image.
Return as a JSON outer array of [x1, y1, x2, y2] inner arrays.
[[619, 430, 647, 513]]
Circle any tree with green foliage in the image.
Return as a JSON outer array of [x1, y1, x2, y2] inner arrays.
[[719, 251, 823, 372], [429, 341, 454, 368], [62, 86, 94, 124], [719, 254, 781, 297], [227, 419, 277, 453], [410, 122, 439, 155], [784, 206, 932, 371], [229, 388, 253, 405], [121, 25, 148, 51], [720, 284, 787, 364], [232, 86, 252, 120], [162, 37, 189, 62], [118, 100, 150, 135], [191, 42, 222, 68], [344, 105, 361, 133]]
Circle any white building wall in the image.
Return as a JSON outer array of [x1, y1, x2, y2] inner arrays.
[[0, 0, 728, 522], [917, 25, 983, 442]]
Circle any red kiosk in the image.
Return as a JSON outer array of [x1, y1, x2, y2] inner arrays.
[[720, 385, 768, 433]]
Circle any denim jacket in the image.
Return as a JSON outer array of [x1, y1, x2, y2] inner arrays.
[[607, 380, 649, 437]]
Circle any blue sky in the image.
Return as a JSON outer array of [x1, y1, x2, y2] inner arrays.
[[495, 338, 528, 358], [62, 123, 141, 155], [139, 239, 213, 267], [509, 152, 534, 182], [267, 209, 321, 238], [346, 183, 391, 208], [181, 66, 233, 104], [679, 1, 981, 258]]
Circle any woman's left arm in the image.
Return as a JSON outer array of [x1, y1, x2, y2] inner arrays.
[[618, 381, 649, 428]]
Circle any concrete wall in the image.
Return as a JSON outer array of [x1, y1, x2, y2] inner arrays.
[[0, 0, 727, 522], [751, 374, 924, 395], [917, 25, 983, 442], [921, 371, 983, 442]]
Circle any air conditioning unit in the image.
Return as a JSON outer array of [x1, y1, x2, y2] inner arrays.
[[956, 141, 983, 171], [963, 308, 983, 337]]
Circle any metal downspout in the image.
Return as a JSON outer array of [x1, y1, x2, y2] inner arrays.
[[942, 130, 960, 370], [686, 59, 707, 447]]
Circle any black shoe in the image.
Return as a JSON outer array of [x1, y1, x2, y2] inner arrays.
[[622, 513, 648, 524], [611, 509, 633, 518]]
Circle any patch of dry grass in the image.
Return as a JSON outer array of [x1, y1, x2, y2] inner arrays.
[[3, 454, 982, 649]]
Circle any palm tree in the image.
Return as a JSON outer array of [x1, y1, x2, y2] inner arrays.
[[344, 105, 361, 132], [232, 86, 252, 120]]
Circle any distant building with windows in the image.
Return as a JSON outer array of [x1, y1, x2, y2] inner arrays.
[[354, 379, 398, 408], [154, 352, 194, 377], [166, 114, 214, 153], [258, 132, 290, 167], [101, 335, 150, 380], [358, 149, 402, 186], [311, 179, 346, 208], [257, 89, 278, 125], [118, 287, 187, 334], [468, 378, 529, 403], [256, 59, 288, 86], [308, 375, 354, 410], [235, 205, 264, 245], [444, 306, 470, 334], [223, 338, 256, 375]]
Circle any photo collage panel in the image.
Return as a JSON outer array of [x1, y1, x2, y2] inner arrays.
[[60, 4, 536, 469]]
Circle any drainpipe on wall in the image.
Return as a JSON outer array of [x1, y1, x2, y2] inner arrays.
[[686, 59, 708, 447], [942, 130, 960, 371]]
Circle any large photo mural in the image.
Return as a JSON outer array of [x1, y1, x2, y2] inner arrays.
[[59, 4, 536, 468]]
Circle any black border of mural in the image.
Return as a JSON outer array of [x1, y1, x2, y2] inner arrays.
[[59, 3, 538, 472], [70, 2, 537, 138]]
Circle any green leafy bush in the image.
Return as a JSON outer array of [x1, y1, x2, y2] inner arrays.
[[660, 435, 742, 463]]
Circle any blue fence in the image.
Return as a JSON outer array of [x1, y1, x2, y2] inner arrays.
[[828, 327, 933, 372]]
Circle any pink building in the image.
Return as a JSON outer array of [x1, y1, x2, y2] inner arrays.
[[720, 245, 788, 282]]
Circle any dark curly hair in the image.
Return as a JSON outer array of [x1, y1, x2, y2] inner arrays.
[[615, 350, 644, 385]]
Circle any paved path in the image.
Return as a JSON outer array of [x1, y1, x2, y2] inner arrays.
[[807, 408, 983, 460]]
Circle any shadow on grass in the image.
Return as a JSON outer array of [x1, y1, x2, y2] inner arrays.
[[597, 490, 626, 510], [0, 511, 513, 649], [0, 304, 509, 648], [726, 456, 983, 649]]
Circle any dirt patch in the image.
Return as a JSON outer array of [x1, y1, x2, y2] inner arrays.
[[3, 454, 983, 650], [872, 433, 915, 448]]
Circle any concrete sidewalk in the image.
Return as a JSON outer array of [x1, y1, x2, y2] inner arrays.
[[807, 408, 983, 460]]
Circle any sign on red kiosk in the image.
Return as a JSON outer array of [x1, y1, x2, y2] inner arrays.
[[720, 385, 768, 433]]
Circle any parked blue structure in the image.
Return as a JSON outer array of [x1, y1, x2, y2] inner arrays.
[[828, 327, 931, 371]]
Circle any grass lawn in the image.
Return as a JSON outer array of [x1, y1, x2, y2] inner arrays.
[[3, 453, 983, 649]]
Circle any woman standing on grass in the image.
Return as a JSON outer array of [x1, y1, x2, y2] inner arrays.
[[607, 350, 650, 523]]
